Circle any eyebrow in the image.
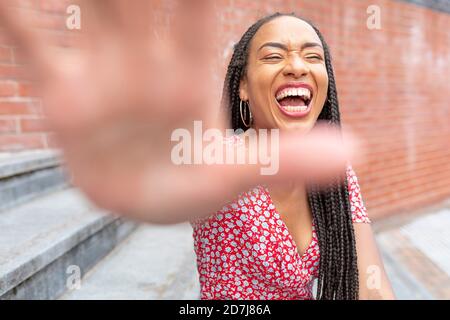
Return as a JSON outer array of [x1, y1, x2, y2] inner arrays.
[[257, 41, 323, 52]]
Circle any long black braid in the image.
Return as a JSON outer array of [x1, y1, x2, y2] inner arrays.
[[221, 12, 359, 300]]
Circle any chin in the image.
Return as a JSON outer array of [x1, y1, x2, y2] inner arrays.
[[277, 122, 312, 134], [276, 115, 315, 131]]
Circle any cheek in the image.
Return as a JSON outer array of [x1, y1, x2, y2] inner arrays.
[[248, 69, 274, 100], [315, 68, 329, 105], [247, 72, 277, 117]]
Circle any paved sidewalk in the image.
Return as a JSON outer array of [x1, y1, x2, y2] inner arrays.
[[374, 199, 450, 299], [61, 199, 450, 300]]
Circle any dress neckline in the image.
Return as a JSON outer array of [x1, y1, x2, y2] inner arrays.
[[260, 185, 316, 262]]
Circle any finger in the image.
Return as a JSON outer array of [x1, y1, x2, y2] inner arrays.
[[171, 0, 216, 62], [228, 126, 359, 192], [128, 0, 217, 121], [76, 0, 218, 127], [137, 125, 361, 223], [81, 0, 155, 48]]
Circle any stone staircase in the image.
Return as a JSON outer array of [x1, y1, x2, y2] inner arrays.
[[0, 150, 137, 299]]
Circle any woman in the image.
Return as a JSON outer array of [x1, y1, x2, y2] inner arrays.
[[190, 13, 395, 300]]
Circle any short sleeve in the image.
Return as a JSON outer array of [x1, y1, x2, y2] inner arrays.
[[346, 164, 371, 224]]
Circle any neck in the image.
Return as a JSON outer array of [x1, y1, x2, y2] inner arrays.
[[269, 181, 305, 199]]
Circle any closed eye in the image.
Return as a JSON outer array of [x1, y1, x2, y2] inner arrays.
[[263, 55, 283, 60], [306, 55, 323, 61]]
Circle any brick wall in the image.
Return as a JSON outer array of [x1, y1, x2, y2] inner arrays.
[[0, 0, 72, 150], [0, 0, 449, 220]]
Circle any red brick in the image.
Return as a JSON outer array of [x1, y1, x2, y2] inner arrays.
[[0, 64, 30, 80], [0, 47, 12, 64], [17, 81, 40, 97], [19, 117, 49, 132], [0, 101, 41, 115], [0, 81, 17, 96], [0, 133, 45, 151], [0, 118, 17, 133]]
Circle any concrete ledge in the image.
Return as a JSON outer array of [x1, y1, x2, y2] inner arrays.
[[0, 150, 62, 179], [0, 150, 68, 212], [0, 188, 137, 299]]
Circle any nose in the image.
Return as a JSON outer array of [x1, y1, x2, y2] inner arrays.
[[282, 55, 310, 78]]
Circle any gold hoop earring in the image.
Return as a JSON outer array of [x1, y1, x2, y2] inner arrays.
[[239, 99, 253, 127]]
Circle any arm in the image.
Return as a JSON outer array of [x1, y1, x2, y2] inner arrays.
[[346, 164, 396, 299], [354, 222, 396, 299], [0, 1, 360, 225]]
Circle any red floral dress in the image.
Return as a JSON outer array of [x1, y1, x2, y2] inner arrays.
[[190, 143, 370, 300]]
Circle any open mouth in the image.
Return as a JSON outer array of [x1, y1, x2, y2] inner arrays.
[[275, 85, 313, 117]]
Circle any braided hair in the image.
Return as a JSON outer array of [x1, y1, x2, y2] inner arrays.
[[221, 12, 359, 300]]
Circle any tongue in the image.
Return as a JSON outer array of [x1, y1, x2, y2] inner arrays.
[[278, 96, 306, 107]]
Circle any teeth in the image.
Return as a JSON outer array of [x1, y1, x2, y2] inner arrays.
[[283, 106, 308, 112], [276, 87, 311, 101]]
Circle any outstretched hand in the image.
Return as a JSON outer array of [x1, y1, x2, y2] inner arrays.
[[0, 0, 362, 224]]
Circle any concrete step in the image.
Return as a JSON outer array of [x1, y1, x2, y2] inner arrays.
[[0, 188, 137, 299], [0, 150, 68, 212], [60, 223, 200, 300]]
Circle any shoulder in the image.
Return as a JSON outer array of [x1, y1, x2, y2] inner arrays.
[[345, 164, 371, 224], [190, 185, 263, 231]]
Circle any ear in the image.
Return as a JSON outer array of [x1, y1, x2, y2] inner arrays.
[[239, 77, 249, 101]]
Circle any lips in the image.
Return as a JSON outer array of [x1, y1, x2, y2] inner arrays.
[[274, 83, 314, 118]]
